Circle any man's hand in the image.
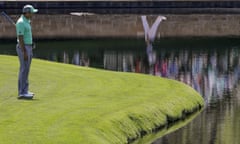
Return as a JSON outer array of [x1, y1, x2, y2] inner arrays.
[[18, 35, 28, 61], [23, 51, 28, 61]]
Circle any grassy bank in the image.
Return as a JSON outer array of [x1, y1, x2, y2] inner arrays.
[[0, 55, 204, 144]]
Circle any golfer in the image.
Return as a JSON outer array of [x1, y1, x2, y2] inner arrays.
[[16, 5, 38, 99]]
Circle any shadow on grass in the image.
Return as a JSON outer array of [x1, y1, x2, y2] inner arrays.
[[17, 98, 40, 101]]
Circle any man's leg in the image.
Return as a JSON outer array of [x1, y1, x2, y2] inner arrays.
[[22, 46, 33, 94], [148, 16, 166, 42], [16, 45, 32, 95], [16, 45, 27, 95], [141, 16, 150, 42]]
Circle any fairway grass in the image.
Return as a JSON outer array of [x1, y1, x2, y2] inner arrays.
[[0, 55, 204, 144]]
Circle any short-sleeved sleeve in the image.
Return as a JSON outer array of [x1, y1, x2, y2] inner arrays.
[[16, 22, 25, 36]]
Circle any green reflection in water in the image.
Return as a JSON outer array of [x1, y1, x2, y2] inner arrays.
[[153, 88, 240, 144], [133, 109, 203, 144]]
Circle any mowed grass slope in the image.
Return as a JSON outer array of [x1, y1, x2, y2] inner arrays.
[[0, 55, 204, 144]]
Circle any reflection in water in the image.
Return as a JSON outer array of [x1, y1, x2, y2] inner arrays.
[[41, 50, 90, 67], [153, 88, 240, 144], [141, 15, 166, 66], [103, 51, 135, 72], [70, 51, 90, 66]]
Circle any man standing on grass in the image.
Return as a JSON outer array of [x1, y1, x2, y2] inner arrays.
[[16, 5, 38, 99]]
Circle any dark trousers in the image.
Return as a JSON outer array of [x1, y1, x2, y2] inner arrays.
[[16, 44, 33, 95]]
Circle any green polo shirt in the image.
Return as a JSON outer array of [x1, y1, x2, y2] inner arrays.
[[16, 15, 32, 45]]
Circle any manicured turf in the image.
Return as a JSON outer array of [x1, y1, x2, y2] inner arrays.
[[0, 55, 204, 144]]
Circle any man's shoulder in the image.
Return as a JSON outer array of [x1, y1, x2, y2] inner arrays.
[[16, 17, 25, 25], [16, 20, 26, 30], [16, 20, 23, 24]]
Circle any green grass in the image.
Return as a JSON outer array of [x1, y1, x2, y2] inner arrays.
[[0, 55, 204, 144]]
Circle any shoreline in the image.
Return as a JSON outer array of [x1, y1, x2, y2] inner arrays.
[[129, 105, 203, 143], [132, 107, 204, 144]]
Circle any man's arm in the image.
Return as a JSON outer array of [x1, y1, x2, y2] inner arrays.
[[18, 35, 28, 61]]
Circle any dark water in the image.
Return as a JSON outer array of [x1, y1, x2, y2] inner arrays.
[[152, 90, 240, 144], [1, 38, 240, 143]]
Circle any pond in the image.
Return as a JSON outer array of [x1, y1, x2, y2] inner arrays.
[[152, 88, 240, 144], [1, 37, 240, 143]]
